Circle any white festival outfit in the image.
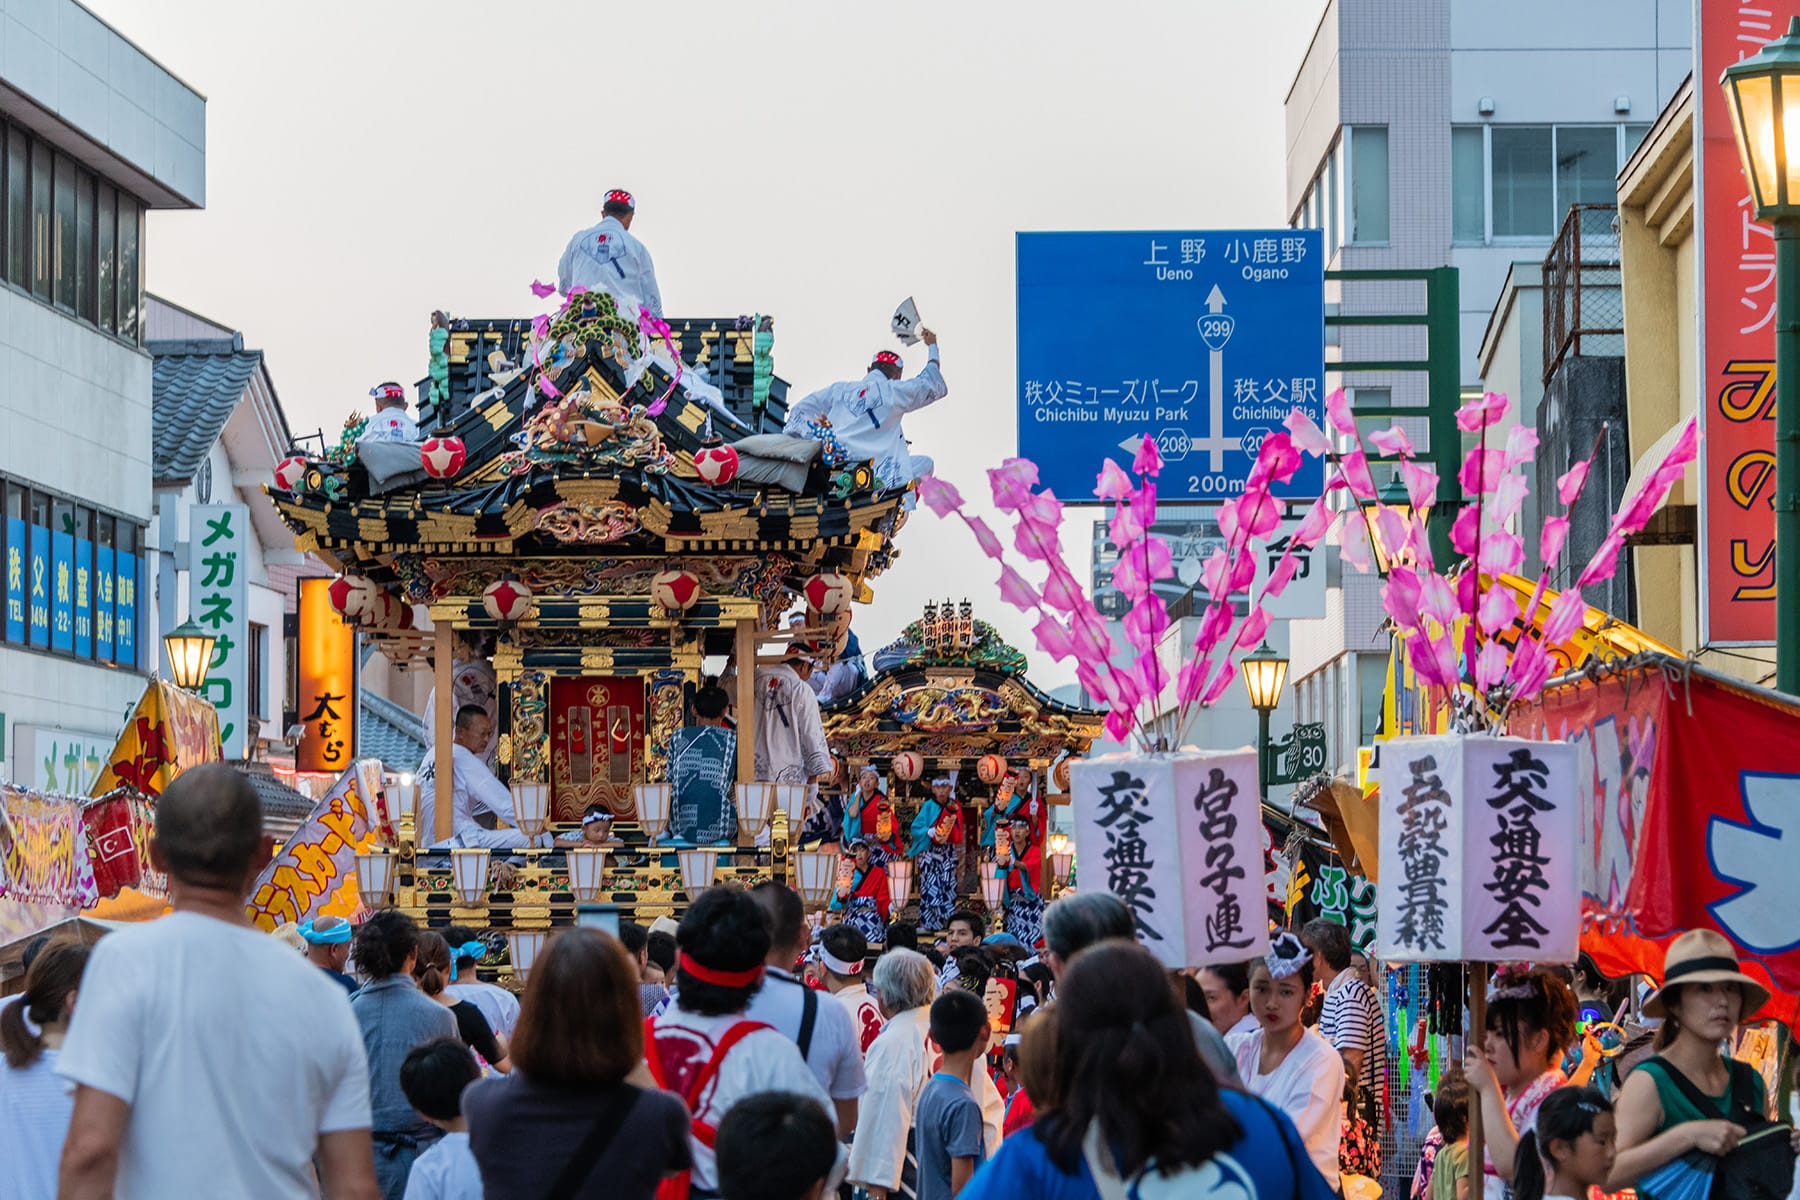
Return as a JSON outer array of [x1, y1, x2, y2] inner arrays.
[[783, 346, 948, 490], [416, 743, 551, 851], [360, 406, 419, 444], [421, 656, 500, 770], [752, 662, 833, 834], [1232, 933, 1346, 1192], [556, 214, 663, 318]]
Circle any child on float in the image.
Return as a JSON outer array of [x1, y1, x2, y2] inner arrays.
[[1461, 966, 1579, 1198], [1508, 1086, 1616, 1200], [1232, 931, 1346, 1192]]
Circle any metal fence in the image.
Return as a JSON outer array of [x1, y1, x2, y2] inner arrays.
[[1542, 203, 1625, 383]]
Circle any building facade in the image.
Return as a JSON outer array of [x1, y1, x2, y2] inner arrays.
[[1281, 0, 1689, 770], [0, 1, 203, 785]]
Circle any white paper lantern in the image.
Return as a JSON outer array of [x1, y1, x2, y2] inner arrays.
[[506, 929, 547, 983], [891, 752, 924, 782], [482, 578, 533, 623], [678, 847, 721, 895], [512, 779, 550, 838], [420, 436, 467, 479], [694, 443, 740, 486], [451, 847, 492, 905], [355, 848, 395, 910], [735, 783, 775, 843], [886, 858, 915, 908], [976, 754, 1008, 785], [567, 847, 609, 902], [274, 455, 309, 492], [651, 569, 703, 614], [328, 574, 377, 621], [795, 850, 838, 907], [635, 783, 672, 844], [802, 572, 852, 616]]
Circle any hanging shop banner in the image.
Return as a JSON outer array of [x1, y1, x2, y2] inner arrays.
[[83, 788, 164, 900], [1696, 5, 1796, 644], [114, 545, 137, 666], [94, 541, 113, 660], [0, 786, 98, 906], [1512, 656, 1800, 1002], [90, 679, 223, 797], [51, 525, 72, 653], [73, 528, 91, 658], [247, 759, 383, 931], [28, 521, 48, 647], [296, 577, 356, 773], [1072, 750, 1268, 969], [15, 724, 113, 794], [1376, 733, 1578, 963], [191, 504, 250, 759]]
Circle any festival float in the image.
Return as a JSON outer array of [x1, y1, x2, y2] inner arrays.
[[259, 283, 973, 976]]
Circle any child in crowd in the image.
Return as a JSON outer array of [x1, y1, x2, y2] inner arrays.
[[918, 989, 992, 1200], [558, 803, 623, 848], [1509, 1087, 1616, 1200], [1429, 1072, 1472, 1200], [715, 1090, 840, 1200], [398, 1038, 483, 1200]]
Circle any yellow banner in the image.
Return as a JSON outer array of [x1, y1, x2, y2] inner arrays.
[[90, 680, 222, 797], [246, 759, 383, 931], [1382, 574, 1678, 738]]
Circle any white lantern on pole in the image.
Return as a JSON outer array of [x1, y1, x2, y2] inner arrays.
[[451, 848, 491, 905], [506, 929, 547, 983], [678, 847, 721, 895], [795, 850, 838, 906], [735, 783, 776, 843], [567, 847, 609, 902], [886, 858, 915, 909], [979, 862, 1004, 911], [355, 848, 395, 910], [635, 783, 672, 845], [512, 779, 550, 839]]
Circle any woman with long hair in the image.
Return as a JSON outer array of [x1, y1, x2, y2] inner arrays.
[[1233, 931, 1346, 1191], [412, 931, 509, 1073], [350, 909, 459, 1199], [463, 928, 691, 1199], [1607, 930, 1786, 1195], [1462, 966, 1579, 1197], [961, 939, 1335, 1198], [0, 942, 92, 1200], [1512, 1086, 1616, 1200]]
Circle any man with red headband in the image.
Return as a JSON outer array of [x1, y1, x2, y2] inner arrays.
[[555, 187, 663, 318], [358, 381, 418, 444], [783, 327, 948, 491]]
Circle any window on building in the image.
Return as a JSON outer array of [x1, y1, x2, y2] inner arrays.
[[247, 622, 267, 721], [1326, 144, 1341, 259], [1492, 126, 1555, 237], [117, 195, 140, 342], [2, 126, 22, 286], [1556, 125, 1621, 211], [76, 173, 94, 323], [97, 186, 115, 334], [0, 474, 142, 668], [1452, 126, 1486, 242], [29, 139, 50, 301], [1350, 126, 1390, 243], [52, 153, 75, 312], [1626, 123, 1652, 156]]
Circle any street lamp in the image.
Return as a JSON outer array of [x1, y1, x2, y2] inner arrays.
[[1361, 475, 1416, 578], [1723, 18, 1800, 695], [1239, 641, 1290, 800], [162, 618, 215, 692]]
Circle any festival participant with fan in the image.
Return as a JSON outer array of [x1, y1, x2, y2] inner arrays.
[[830, 838, 892, 946], [908, 775, 964, 931], [843, 766, 903, 863], [979, 771, 1039, 857], [999, 816, 1044, 949], [783, 329, 947, 491], [1461, 966, 1579, 1198], [1607, 930, 1797, 1198], [555, 188, 663, 317], [1233, 932, 1345, 1191]]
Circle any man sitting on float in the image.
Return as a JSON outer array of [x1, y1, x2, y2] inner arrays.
[[782, 328, 947, 491], [358, 382, 419, 444], [416, 705, 552, 851], [555, 187, 663, 318]]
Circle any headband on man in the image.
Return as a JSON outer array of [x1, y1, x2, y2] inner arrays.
[[369, 383, 405, 402], [298, 917, 351, 946], [449, 940, 486, 981], [819, 947, 864, 976], [872, 350, 903, 370], [581, 809, 613, 826], [680, 955, 765, 988], [604, 189, 636, 210]]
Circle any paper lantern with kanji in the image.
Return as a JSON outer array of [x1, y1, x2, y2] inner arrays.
[[482, 577, 533, 622], [976, 754, 1008, 785], [891, 751, 924, 782], [651, 569, 703, 614], [420, 436, 467, 479], [365, 593, 416, 632], [694, 443, 739, 486], [273, 455, 308, 493], [802, 572, 852, 617], [1053, 756, 1080, 792], [327, 574, 377, 621]]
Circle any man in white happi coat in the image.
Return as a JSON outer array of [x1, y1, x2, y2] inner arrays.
[[783, 329, 947, 491], [421, 631, 500, 771], [555, 187, 664, 317], [753, 647, 833, 792], [417, 705, 552, 850], [357, 381, 418, 444]]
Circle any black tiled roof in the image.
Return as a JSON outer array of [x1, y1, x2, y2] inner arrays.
[[150, 337, 263, 485], [235, 761, 314, 821], [361, 691, 426, 774]]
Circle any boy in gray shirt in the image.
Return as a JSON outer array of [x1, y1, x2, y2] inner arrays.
[[915, 989, 990, 1199]]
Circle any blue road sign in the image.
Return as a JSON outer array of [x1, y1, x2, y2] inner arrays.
[[1016, 229, 1325, 502]]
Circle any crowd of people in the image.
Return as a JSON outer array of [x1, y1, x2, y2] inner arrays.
[[1, 761, 1794, 1200]]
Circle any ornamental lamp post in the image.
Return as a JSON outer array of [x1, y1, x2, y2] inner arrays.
[[162, 618, 215, 692], [1239, 641, 1290, 800], [1362, 474, 1416, 578], [1723, 18, 1800, 695]]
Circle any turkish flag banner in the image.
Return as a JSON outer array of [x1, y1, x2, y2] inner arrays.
[[1511, 658, 1800, 1022]]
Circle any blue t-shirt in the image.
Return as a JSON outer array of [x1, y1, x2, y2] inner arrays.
[[960, 1089, 1336, 1200], [917, 1072, 987, 1200]]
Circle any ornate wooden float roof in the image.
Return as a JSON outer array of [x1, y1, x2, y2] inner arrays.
[[821, 604, 1104, 766]]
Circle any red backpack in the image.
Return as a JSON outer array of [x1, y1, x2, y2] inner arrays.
[[644, 1016, 771, 1200]]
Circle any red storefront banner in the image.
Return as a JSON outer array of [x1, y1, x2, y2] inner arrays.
[[1511, 659, 1800, 1026], [1699, 6, 1794, 644]]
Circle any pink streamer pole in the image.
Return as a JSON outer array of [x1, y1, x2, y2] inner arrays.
[[636, 309, 685, 417]]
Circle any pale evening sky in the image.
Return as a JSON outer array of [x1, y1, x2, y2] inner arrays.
[[89, 0, 1323, 689]]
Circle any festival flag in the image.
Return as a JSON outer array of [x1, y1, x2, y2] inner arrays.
[[90, 679, 223, 798], [246, 759, 384, 931]]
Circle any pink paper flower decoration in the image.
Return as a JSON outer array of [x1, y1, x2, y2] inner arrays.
[[1455, 391, 1510, 432]]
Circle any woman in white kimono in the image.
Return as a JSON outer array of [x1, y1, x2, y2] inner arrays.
[[1233, 931, 1345, 1193]]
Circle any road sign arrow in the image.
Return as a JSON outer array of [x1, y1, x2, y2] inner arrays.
[[1204, 285, 1227, 314]]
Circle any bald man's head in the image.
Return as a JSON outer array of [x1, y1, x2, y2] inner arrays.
[[153, 763, 266, 889]]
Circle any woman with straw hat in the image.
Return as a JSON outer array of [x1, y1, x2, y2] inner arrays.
[[1607, 928, 1789, 1194]]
